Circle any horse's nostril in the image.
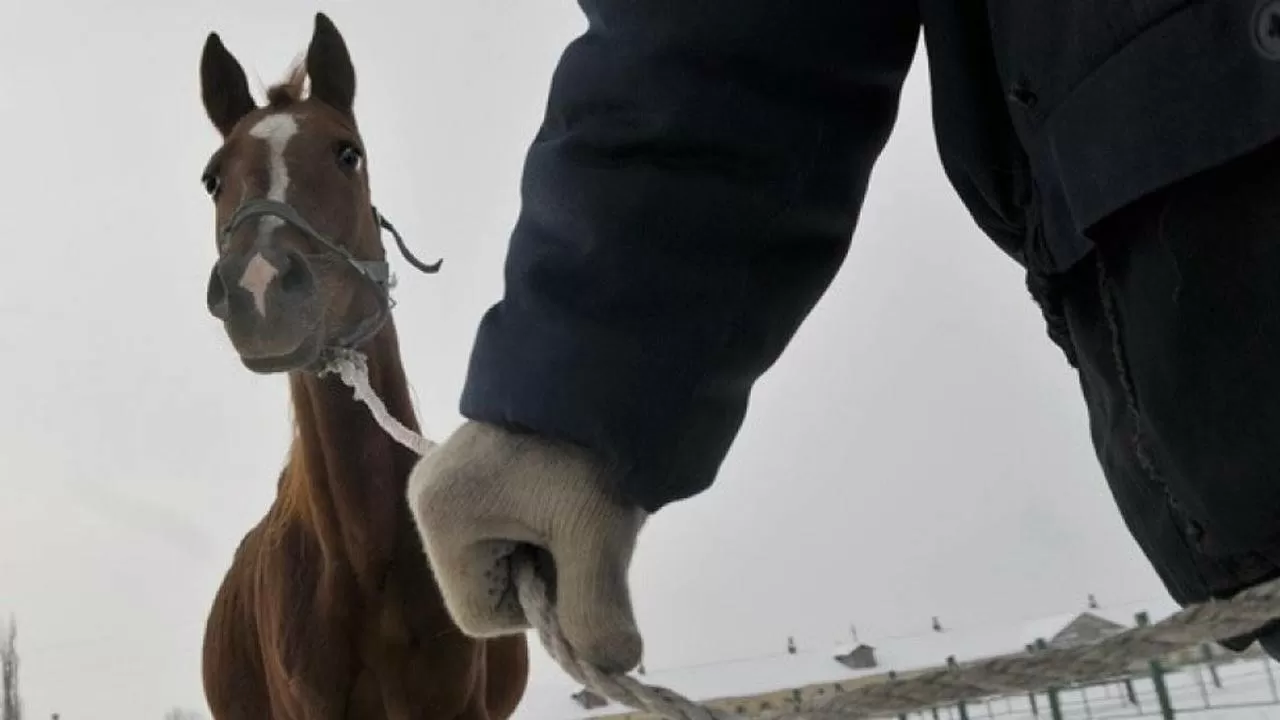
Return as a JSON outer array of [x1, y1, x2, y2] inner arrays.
[[279, 252, 313, 296], [207, 266, 230, 320]]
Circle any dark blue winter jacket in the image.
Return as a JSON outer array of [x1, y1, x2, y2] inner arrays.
[[458, 0, 1280, 640]]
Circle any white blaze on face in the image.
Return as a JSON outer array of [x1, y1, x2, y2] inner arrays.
[[240, 254, 279, 317], [239, 113, 300, 316]]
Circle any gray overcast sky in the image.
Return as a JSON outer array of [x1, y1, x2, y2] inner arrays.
[[0, 1, 1172, 718]]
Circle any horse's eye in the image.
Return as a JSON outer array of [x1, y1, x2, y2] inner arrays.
[[202, 173, 221, 198], [337, 143, 363, 172]]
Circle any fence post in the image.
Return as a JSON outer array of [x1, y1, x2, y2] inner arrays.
[[1193, 661, 1209, 709], [1149, 659, 1175, 720], [1199, 644, 1221, 688], [1047, 687, 1063, 720], [1134, 611, 1175, 720], [1263, 654, 1278, 702], [1025, 638, 1057, 720]]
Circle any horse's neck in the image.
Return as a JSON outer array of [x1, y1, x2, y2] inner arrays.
[[284, 320, 420, 581]]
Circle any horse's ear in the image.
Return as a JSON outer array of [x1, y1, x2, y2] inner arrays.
[[305, 13, 355, 117], [201, 32, 257, 137]]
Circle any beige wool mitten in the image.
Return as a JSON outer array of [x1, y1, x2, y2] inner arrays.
[[406, 420, 648, 673]]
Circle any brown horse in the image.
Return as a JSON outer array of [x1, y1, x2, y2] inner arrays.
[[196, 13, 529, 719]]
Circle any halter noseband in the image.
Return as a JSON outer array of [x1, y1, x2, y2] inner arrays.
[[219, 197, 441, 359]]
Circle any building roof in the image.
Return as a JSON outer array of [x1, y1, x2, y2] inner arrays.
[[512, 596, 1182, 719]]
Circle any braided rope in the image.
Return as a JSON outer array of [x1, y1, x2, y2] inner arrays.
[[517, 564, 1280, 719], [325, 349, 436, 456], [332, 350, 1280, 720]]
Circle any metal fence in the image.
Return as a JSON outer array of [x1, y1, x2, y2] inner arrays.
[[894, 653, 1280, 720]]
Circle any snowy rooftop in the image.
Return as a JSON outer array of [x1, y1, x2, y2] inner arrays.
[[513, 596, 1184, 720]]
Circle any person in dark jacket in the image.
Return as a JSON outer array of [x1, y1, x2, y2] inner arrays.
[[407, 0, 1280, 672]]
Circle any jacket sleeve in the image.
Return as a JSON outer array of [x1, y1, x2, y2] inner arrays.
[[460, 0, 921, 513]]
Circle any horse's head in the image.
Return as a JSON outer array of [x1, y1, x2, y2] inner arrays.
[[199, 13, 420, 375]]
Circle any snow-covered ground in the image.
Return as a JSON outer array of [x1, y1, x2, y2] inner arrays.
[[882, 658, 1280, 720]]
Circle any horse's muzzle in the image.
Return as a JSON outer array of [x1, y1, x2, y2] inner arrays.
[[207, 246, 323, 372]]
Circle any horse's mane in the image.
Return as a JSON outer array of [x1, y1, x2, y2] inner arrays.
[[264, 55, 308, 109]]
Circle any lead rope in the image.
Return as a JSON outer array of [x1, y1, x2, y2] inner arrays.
[[322, 349, 746, 718], [324, 349, 436, 457], [326, 349, 1280, 720]]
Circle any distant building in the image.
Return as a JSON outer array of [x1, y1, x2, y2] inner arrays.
[[834, 643, 878, 670], [1042, 612, 1127, 648]]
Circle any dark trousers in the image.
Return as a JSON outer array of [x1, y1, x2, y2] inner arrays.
[[1060, 139, 1280, 653]]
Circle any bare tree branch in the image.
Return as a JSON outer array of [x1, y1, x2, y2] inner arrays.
[[2, 616, 22, 720]]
